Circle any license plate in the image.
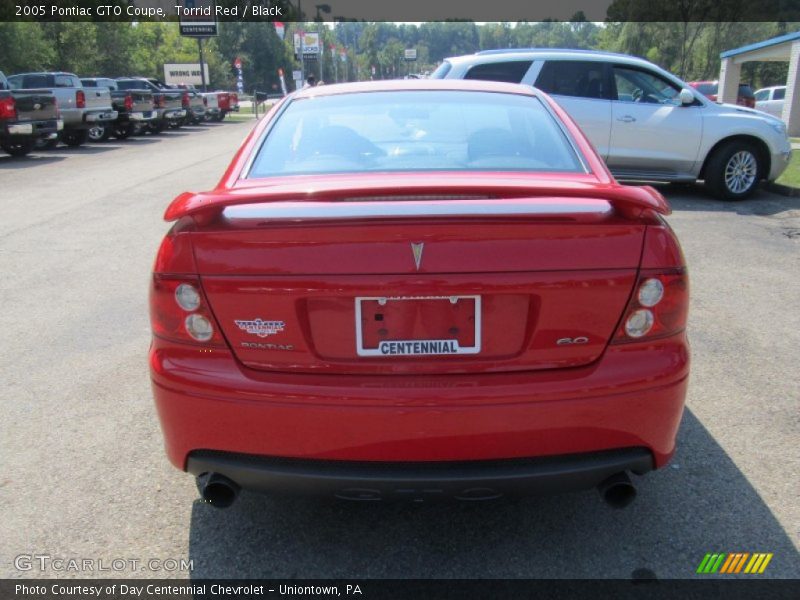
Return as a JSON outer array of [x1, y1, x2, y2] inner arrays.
[[355, 295, 481, 357]]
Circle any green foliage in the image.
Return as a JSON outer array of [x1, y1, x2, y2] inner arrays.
[[0, 19, 797, 90]]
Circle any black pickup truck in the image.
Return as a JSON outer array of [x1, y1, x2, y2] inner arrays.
[[0, 70, 62, 156], [116, 77, 185, 134], [80, 78, 156, 141]]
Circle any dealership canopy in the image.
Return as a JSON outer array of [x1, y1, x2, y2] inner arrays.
[[719, 31, 800, 135]]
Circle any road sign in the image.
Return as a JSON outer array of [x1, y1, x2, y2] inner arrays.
[[404, 48, 417, 61], [234, 57, 242, 69]]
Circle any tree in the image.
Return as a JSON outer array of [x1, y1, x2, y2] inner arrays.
[[0, 22, 54, 73]]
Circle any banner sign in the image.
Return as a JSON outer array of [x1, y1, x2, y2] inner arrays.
[[163, 63, 210, 86], [293, 32, 321, 57]]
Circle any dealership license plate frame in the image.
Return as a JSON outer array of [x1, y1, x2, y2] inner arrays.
[[355, 295, 482, 357]]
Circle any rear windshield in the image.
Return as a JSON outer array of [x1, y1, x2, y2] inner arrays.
[[738, 84, 755, 98], [695, 83, 717, 95], [9, 74, 53, 88], [116, 80, 147, 91], [248, 90, 585, 178]]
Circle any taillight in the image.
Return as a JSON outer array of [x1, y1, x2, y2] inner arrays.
[[150, 275, 226, 347], [76, 89, 85, 109], [0, 96, 16, 120], [153, 94, 164, 109], [203, 96, 207, 107], [124, 93, 133, 112], [182, 91, 190, 108], [612, 269, 688, 343]]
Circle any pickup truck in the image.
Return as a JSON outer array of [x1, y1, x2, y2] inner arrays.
[[0, 70, 62, 156], [6, 72, 116, 147], [170, 84, 207, 125], [201, 91, 234, 122], [116, 78, 185, 133], [80, 78, 156, 141]]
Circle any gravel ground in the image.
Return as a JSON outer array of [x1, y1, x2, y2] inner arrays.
[[1, 121, 797, 580]]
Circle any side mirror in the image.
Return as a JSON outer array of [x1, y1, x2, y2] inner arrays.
[[679, 88, 695, 106]]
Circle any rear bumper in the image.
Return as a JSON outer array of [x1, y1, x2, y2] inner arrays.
[[126, 111, 157, 122], [151, 332, 689, 484], [83, 110, 118, 123], [164, 109, 187, 120], [4, 118, 62, 137], [187, 448, 653, 500]]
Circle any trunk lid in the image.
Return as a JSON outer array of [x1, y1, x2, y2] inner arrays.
[[82, 86, 112, 111], [10, 90, 58, 121], [183, 178, 655, 375], [129, 91, 153, 113]]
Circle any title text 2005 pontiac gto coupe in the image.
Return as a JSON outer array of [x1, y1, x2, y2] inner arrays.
[[149, 80, 689, 508]]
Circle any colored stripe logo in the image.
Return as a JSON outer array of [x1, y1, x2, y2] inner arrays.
[[696, 553, 773, 574]]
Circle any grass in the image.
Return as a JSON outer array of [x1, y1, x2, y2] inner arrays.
[[776, 151, 800, 188]]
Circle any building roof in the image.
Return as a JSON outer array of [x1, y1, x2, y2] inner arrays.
[[720, 31, 800, 59]]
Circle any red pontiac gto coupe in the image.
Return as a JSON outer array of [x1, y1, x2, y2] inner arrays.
[[149, 80, 689, 509]]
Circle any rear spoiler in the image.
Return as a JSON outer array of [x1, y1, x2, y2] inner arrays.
[[164, 177, 670, 223]]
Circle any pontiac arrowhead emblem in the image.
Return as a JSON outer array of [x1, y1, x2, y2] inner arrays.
[[411, 242, 424, 270]]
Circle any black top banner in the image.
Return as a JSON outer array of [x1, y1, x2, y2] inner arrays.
[[1, 0, 799, 22]]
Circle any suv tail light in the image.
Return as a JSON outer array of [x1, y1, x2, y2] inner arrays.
[[150, 275, 226, 347], [76, 89, 86, 109], [124, 93, 133, 112], [612, 269, 688, 343], [0, 96, 16, 120], [153, 94, 164, 109], [182, 91, 190, 108], [202, 96, 208, 107]]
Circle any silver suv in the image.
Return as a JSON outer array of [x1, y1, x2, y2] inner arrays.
[[433, 49, 791, 199]]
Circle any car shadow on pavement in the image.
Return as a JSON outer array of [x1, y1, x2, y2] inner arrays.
[[662, 185, 800, 218], [47, 144, 122, 155], [184, 409, 799, 579], [0, 155, 67, 168]]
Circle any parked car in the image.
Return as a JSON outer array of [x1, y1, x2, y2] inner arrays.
[[169, 84, 207, 125], [115, 77, 185, 134], [6, 71, 116, 147], [80, 77, 156, 141], [432, 50, 790, 199], [149, 79, 690, 509], [201, 91, 233, 121], [754, 85, 785, 118], [688, 80, 756, 108], [0, 70, 62, 156]]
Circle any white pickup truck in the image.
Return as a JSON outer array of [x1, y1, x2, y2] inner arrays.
[[7, 71, 117, 147]]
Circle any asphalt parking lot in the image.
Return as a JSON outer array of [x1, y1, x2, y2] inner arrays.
[[1, 120, 798, 580]]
